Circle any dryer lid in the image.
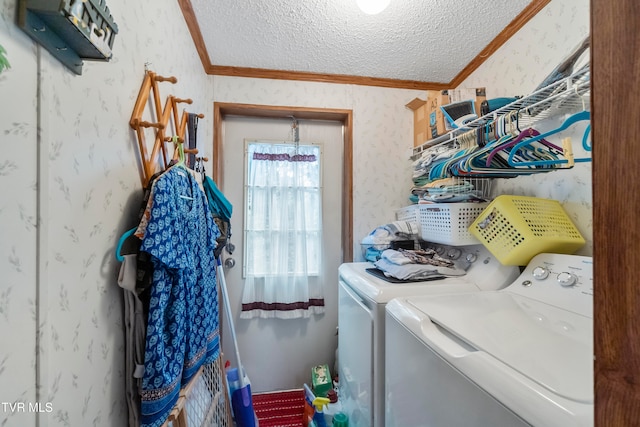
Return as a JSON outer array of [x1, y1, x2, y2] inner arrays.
[[407, 291, 593, 403]]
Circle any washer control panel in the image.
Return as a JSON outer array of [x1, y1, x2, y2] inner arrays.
[[420, 241, 520, 290], [421, 242, 486, 269], [509, 253, 593, 317]]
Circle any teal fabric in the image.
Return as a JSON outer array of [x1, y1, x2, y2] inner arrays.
[[203, 176, 233, 221]]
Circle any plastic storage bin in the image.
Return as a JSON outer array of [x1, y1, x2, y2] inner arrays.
[[395, 205, 419, 223], [469, 195, 585, 266], [418, 202, 489, 245]]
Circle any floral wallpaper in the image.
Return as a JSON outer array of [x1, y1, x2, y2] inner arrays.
[[0, 2, 38, 426], [0, 0, 591, 424], [0, 0, 212, 425], [462, 0, 590, 98], [460, 0, 592, 254]]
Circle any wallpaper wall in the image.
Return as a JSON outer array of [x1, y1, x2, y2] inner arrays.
[[460, 0, 592, 254], [0, 0, 212, 425], [0, 0, 591, 424], [0, 2, 38, 426]]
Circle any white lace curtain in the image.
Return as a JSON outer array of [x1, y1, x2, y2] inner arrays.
[[240, 142, 324, 319]]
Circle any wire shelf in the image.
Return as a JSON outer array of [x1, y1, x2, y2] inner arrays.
[[412, 64, 591, 159]]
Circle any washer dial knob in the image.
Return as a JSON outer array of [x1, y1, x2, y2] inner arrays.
[[465, 253, 477, 263], [557, 272, 578, 287], [447, 248, 462, 260], [532, 266, 550, 280]]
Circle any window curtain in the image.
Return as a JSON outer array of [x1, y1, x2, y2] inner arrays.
[[240, 143, 324, 319]]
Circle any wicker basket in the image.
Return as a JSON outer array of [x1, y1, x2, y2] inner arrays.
[[469, 195, 585, 265]]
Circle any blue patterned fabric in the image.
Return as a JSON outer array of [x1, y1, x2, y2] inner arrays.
[[138, 168, 220, 427]]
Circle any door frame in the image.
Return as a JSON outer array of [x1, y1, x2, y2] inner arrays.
[[592, 1, 640, 424], [213, 102, 354, 262]]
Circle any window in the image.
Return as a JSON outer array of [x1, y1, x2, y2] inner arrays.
[[243, 141, 322, 278]]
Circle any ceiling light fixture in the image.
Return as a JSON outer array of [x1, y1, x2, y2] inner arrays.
[[356, 0, 390, 15]]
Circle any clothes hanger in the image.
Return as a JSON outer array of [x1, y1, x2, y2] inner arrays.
[[582, 124, 592, 151], [115, 227, 137, 262], [451, 119, 567, 177], [506, 110, 591, 167], [485, 125, 564, 167], [480, 110, 517, 167], [454, 134, 523, 178], [430, 132, 478, 179], [171, 136, 197, 201], [575, 88, 592, 151], [173, 135, 187, 169], [447, 129, 513, 177], [116, 137, 195, 263]]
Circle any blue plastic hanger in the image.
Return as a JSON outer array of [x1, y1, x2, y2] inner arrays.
[[115, 227, 137, 262], [582, 124, 592, 151], [507, 110, 592, 167]]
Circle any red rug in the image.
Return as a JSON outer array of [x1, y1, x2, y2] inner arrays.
[[252, 389, 305, 427]]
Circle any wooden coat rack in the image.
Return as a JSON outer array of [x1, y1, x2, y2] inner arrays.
[[129, 69, 205, 187]]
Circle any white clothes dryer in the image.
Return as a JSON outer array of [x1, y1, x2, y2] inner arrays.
[[385, 253, 593, 427], [338, 243, 519, 427]]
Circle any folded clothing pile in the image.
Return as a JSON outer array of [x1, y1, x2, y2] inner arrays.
[[374, 248, 467, 281], [411, 177, 488, 204], [361, 221, 419, 261]]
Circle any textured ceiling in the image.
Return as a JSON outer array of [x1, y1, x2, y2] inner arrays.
[[189, 0, 533, 84]]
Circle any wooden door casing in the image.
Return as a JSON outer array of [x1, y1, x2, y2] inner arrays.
[[592, 0, 640, 424]]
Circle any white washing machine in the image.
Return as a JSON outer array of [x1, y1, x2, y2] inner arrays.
[[338, 243, 520, 427], [385, 253, 593, 427]]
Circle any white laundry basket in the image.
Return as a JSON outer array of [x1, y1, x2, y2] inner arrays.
[[418, 202, 489, 245]]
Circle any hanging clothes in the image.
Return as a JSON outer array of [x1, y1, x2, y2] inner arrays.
[[134, 166, 221, 427], [118, 170, 166, 427], [118, 254, 146, 427], [186, 113, 199, 168], [203, 174, 233, 259]]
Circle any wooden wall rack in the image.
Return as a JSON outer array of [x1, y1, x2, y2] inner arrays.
[[130, 69, 205, 187]]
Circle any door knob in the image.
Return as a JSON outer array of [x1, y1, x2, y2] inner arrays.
[[224, 257, 236, 268]]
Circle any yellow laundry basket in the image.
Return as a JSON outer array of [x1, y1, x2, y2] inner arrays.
[[469, 195, 585, 266]]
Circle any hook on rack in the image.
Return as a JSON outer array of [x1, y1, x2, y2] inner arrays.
[[129, 69, 205, 187]]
